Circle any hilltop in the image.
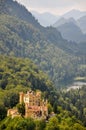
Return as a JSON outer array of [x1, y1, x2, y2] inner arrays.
[[0, 55, 55, 117]]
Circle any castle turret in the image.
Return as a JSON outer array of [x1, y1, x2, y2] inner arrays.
[[19, 92, 24, 104], [25, 103, 28, 118]]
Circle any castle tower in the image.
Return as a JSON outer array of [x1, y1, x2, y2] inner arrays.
[[46, 100, 48, 116], [19, 92, 24, 104], [25, 103, 28, 118]]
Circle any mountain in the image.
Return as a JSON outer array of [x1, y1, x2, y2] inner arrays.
[[53, 10, 86, 43], [53, 9, 86, 28], [0, 0, 86, 88], [55, 21, 86, 43], [31, 9, 86, 27], [53, 17, 86, 43], [0, 55, 54, 92], [0, 0, 41, 29], [0, 55, 56, 121], [31, 11, 59, 27], [62, 9, 86, 20], [78, 15, 86, 34], [53, 17, 77, 27]]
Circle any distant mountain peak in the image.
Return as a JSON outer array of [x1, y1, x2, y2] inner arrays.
[[53, 17, 77, 28], [63, 9, 86, 19], [31, 11, 59, 27]]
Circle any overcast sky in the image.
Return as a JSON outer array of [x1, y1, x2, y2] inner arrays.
[[16, 0, 86, 15]]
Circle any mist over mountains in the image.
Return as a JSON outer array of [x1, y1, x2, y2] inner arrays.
[[53, 17, 86, 43], [62, 9, 86, 20], [31, 9, 86, 27], [31, 11, 59, 27], [31, 9, 86, 43], [0, 0, 86, 88]]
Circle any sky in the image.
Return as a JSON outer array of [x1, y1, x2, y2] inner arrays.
[[16, 0, 86, 15]]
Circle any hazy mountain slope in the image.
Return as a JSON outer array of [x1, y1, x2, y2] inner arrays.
[[53, 17, 77, 27], [53, 17, 86, 43], [31, 11, 58, 27], [31, 9, 86, 27], [78, 15, 86, 34], [0, 0, 86, 87], [57, 22, 86, 43], [0, 0, 41, 29], [1, 14, 86, 87]]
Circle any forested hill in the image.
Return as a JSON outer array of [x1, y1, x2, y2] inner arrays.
[[0, 0, 78, 54], [0, 56, 86, 129], [0, 55, 54, 92], [0, 55, 55, 115], [0, 0, 41, 29], [0, 55, 56, 122], [0, 0, 86, 87]]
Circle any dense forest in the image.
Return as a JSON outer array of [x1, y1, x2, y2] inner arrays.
[[0, 55, 55, 122], [0, 55, 54, 108], [0, 55, 54, 91], [0, 0, 86, 87], [0, 55, 86, 129]]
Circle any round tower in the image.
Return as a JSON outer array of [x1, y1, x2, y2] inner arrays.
[[19, 92, 24, 104], [25, 103, 29, 118]]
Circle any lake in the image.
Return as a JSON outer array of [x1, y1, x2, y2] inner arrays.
[[67, 81, 86, 91]]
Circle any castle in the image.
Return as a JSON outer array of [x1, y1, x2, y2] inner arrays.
[[7, 90, 48, 119]]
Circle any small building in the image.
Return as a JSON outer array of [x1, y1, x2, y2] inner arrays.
[[7, 109, 20, 118]]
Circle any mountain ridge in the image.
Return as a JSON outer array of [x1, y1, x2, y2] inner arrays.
[[62, 9, 86, 19], [31, 11, 59, 27], [53, 16, 86, 43], [0, 0, 41, 29], [31, 9, 86, 27]]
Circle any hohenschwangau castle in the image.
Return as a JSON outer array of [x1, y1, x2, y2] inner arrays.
[[7, 90, 48, 119]]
